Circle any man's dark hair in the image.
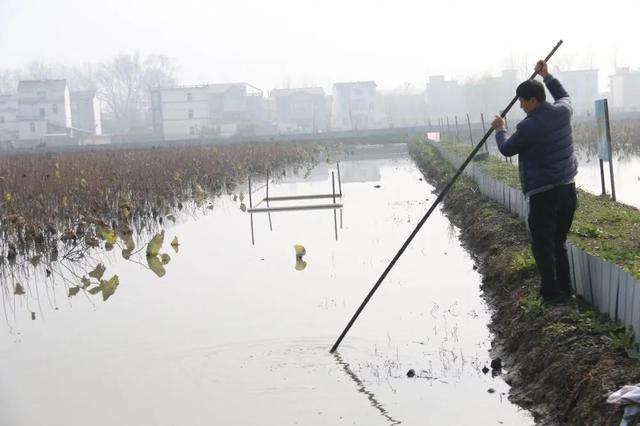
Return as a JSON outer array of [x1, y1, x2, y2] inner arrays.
[[516, 80, 546, 102]]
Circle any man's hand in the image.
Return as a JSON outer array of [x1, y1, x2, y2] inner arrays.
[[491, 115, 505, 130], [535, 60, 549, 78]]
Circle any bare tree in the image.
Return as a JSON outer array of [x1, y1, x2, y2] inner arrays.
[[97, 52, 178, 132], [97, 53, 145, 131], [2, 53, 178, 133], [0, 69, 20, 94], [68, 63, 100, 91], [143, 54, 177, 88]]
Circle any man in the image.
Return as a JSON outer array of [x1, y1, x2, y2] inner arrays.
[[491, 60, 578, 303]]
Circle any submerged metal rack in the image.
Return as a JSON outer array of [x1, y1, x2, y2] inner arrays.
[[246, 163, 344, 244]]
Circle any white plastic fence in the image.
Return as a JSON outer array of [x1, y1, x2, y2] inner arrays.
[[429, 141, 640, 340]]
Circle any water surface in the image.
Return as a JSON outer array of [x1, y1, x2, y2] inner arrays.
[[0, 144, 533, 425]]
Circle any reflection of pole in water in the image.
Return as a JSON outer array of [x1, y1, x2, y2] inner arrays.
[[333, 352, 402, 426], [337, 163, 343, 230], [332, 172, 338, 241], [250, 214, 255, 245], [266, 171, 273, 231], [248, 176, 255, 245]]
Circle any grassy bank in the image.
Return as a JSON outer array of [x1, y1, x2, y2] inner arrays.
[[437, 141, 640, 279], [410, 138, 640, 425]]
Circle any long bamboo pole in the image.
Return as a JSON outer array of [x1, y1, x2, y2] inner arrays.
[[330, 40, 564, 353]]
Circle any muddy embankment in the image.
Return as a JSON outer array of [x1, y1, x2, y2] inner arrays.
[[410, 140, 640, 425]]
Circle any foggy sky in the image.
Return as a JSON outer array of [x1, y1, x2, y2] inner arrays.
[[1, 0, 638, 92]]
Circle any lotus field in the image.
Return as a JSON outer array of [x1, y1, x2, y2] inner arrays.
[[0, 142, 321, 265]]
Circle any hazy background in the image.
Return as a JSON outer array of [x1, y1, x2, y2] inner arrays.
[[2, 0, 639, 92]]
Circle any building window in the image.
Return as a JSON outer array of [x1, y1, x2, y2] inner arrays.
[[39, 108, 46, 117], [37, 91, 46, 100], [354, 88, 363, 96], [189, 126, 195, 135], [188, 109, 194, 119], [52, 103, 58, 113], [30, 122, 36, 132], [0, 116, 4, 124], [187, 93, 192, 101]]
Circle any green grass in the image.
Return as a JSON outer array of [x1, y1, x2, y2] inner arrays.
[[518, 288, 545, 315], [510, 249, 537, 273], [420, 140, 640, 279], [572, 190, 640, 279]]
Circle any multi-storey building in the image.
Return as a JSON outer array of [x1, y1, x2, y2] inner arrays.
[[71, 90, 102, 135], [552, 68, 599, 116], [0, 94, 18, 144], [270, 87, 326, 133], [609, 67, 640, 113], [151, 83, 265, 140], [332, 81, 377, 130], [17, 80, 72, 143], [425, 75, 465, 122]]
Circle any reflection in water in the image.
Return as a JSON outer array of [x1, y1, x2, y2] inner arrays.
[[0, 228, 179, 327], [246, 166, 344, 244], [294, 244, 307, 271], [333, 352, 402, 426], [0, 145, 534, 426]]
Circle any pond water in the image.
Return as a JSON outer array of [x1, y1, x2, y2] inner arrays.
[[574, 153, 640, 208], [0, 144, 533, 425], [483, 143, 640, 208]]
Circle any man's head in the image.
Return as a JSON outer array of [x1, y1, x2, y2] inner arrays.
[[516, 80, 546, 114]]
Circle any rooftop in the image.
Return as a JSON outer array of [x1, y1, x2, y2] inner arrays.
[[333, 81, 376, 87], [270, 87, 325, 97], [18, 80, 68, 91]]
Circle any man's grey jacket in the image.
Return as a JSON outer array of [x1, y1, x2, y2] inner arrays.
[[495, 75, 578, 196]]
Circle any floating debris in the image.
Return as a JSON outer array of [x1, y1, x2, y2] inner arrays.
[[294, 244, 307, 271], [406, 369, 416, 378], [171, 237, 180, 250], [294, 244, 306, 258]]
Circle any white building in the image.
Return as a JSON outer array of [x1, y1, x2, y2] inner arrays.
[[151, 85, 209, 139], [0, 94, 18, 144], [553, 68, 599, 116], [426, 75, 465, 122], [17, 80, 72, 143], [151, 83, 265, 140], [609, 68, 640, 113], [332, 81, 378, 130], [462, 70, 520, 121], [270, 87, 327, 133], [71, 90, 102, 135], [378, 90, 427, 128]]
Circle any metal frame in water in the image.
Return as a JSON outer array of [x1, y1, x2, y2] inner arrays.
[[245, 163, 344, 244]]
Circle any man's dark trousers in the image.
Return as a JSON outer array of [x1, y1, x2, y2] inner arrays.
[[528, 183, 577, 300]]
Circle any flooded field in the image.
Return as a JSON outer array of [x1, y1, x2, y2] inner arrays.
[[0, 144, 533, 425], [574, 153, 640, 208], [484, 144, 640, 208]]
